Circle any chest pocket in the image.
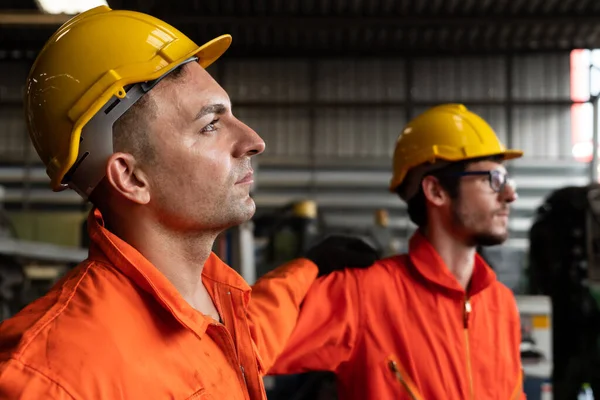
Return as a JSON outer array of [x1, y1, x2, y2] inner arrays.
[[186, 389, 216, 400], [383, 354, 425, 400]]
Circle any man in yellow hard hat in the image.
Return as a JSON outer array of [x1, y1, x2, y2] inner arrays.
[[260, 104, 527, 399], [0, 6, 378, 399]]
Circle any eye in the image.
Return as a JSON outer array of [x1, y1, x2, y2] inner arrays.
[[490, 171, 506, 191], [200, 118, 220, 133]]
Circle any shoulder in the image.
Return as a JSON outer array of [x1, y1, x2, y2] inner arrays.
[[1, 260, 95, 357], [486, 280, 518, 302], [346, 254, 410, 285], [0, 259, 136, 382], [480, 281, 521, 319]]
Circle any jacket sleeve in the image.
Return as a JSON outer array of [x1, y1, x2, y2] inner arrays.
[[246, 258, 319, 372], [266, 268, 362, 375], [0, 358, 75, 400]]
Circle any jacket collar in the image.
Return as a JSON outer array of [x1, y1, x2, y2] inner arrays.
[[87, 208, 251, 334], [407, 230, 496, 297]]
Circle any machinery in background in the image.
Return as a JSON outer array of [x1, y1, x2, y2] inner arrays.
[[528, 184, 600, 400], [213, 200, 320, 284], [517, 295, 553, 400], [370, 209, 403, 258], [253, 200, 320, 280], [0, 185, 87, 321], [254, 203, 394, 273]]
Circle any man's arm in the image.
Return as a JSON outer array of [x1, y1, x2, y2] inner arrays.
[[255, 267, 361, 375], [247, 235, 377, 373], [246, 258, 319, 373], [0, 358, 75, 400]]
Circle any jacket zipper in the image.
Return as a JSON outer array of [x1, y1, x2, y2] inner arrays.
[[464, 297, 474, 400], [388, 359, 420, 400]]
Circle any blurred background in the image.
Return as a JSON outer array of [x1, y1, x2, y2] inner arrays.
[[3, 0, 600, 399]]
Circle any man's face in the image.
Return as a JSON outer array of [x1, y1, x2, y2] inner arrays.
[[141, 62, 265, 233], [449, 160, 517, 246]]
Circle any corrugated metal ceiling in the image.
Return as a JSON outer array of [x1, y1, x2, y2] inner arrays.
[[0, 0, 599, 57]]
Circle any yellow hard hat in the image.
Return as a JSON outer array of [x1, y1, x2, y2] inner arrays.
[[389, 104, 523, 193], [25, 5, 232, 196]]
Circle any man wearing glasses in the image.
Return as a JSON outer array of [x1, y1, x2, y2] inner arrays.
[[261, 104, 526, 399]]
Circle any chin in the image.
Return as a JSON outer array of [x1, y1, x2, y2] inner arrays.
[[233, 198, 256, 224], [473, 231, 508, 247]]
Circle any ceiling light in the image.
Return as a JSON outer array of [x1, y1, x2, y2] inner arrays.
[[35, 0, 108, 15]]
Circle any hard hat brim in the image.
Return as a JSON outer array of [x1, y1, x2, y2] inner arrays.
[[195, 34, 232, 69], [499, 149, 524, 161]]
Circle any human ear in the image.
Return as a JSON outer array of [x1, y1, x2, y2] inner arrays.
[[105, 153, 151, 205], [421, 175, 448, 207]]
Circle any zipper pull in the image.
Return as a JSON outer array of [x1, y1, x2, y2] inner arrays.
[[240, 365, 247, 386], [388, 361, 404, 386], [463, 299, 472, 329], [388, 360, 420, 400]]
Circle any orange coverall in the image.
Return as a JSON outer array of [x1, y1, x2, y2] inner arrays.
[[265, 231, 526, 399], [0, 209, 318, 399]]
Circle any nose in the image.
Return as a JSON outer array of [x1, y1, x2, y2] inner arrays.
[[233, 118, 266, 158], [500, 180, 518, 203]]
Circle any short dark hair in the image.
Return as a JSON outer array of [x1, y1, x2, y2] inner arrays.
[[112, 64, 188, 164], [112, 93, 157, 164], [400, 156, 503, 227]]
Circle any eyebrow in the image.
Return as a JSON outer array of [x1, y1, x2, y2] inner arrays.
[[194, 104, 227, 121]]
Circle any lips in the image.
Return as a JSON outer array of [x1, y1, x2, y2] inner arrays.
[[235, 171, 254, 184]]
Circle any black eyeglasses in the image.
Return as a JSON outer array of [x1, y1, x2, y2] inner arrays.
[[443, 170, 516, 193]]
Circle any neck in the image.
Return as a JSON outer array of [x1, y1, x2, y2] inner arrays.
[[423, 224, 475, 290], [105, 209, 219, 309]]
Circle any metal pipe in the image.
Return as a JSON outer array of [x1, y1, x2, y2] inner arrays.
[[593, 95, 599, 183], [0, 12, 71, 26], [0, 237, 87, 262]]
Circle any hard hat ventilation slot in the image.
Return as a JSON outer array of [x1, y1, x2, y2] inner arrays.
[[104, 98, 121, 115], [104, 85, 135, 116]]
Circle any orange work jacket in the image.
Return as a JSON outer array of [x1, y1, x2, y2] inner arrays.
[[0, 209, 317, 399], [266, 231, 525, 400]]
